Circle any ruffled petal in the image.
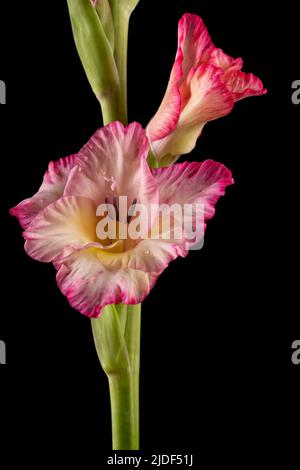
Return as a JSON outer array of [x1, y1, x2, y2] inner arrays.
[[56, 247, 158, 317], [180, 64, 234, 125], [151, 160, 234, 249], [223, 70, 267, 101], [24, 196, 97, 262], [152, 64, 234, 161], [178, 13, 214, 80], [64, 122, 159, 212], [208, 47, 243, 73], [147, 13, 214, 143], [10, 155, 76, 229], [153, 159, 233, 211]]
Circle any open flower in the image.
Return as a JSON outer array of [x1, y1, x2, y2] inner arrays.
[[147, 13, 267, 166], [10, 122, 233, 317]]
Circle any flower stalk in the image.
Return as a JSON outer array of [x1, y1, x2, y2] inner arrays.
[[91, 304, 141, 449], [87, 0, 141, 448], [67, 1, 142, 448]]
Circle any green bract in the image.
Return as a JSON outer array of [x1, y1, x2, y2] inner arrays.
[[94, 0, 115, 49], [67, 0, 121, 122]]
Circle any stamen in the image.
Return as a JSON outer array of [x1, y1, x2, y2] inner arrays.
[[113, 195, 119, 221], [104, 195, 115, 220], [127, 198, 137, 224]]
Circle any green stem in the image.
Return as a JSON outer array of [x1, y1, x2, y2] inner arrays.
[[85, 1, 141, 450], [124, 304, 141, 447], [108, 370, 139, 450], [101, 92, 126, 125], [91, 304, 141, 450]]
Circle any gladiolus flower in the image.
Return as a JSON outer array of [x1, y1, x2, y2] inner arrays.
[[147, 14, 267, 166], [10, 122, 233, 318]]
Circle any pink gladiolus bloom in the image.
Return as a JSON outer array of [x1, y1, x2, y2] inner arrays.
[[147, 14, 267, 166], [10, 122, 233, 317]]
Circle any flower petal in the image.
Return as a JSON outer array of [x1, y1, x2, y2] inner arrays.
[[24, 196, 97, 262], [153, 159, 233, 211], [223, 70, 267, 101], [64, 122, 159, 211], [152, 64, 234, 160], [146, 50, 183, 142], [151, 160, 234, 249], [92, 238, 187, 275], [56, 247, 158, 317], [121, 239, 187, 274], [178, 13, 214, 80], [10, 155, 76, 229], [147, 13, 214, 143], [208, 47, 243, 73], [181, 65, 234, 125]]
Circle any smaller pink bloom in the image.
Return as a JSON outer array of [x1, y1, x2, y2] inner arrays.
[[147, 13, 267, 166], [11, 122, 233, 318]]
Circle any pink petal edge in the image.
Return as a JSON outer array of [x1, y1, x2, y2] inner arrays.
[[10, 155, 77, 229]]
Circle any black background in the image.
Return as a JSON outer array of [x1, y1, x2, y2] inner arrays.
[[0, 0, 299, 466]]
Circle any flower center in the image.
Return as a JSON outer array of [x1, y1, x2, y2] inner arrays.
[[97, 195, 138, 249], [104, 195, 137, 223]]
